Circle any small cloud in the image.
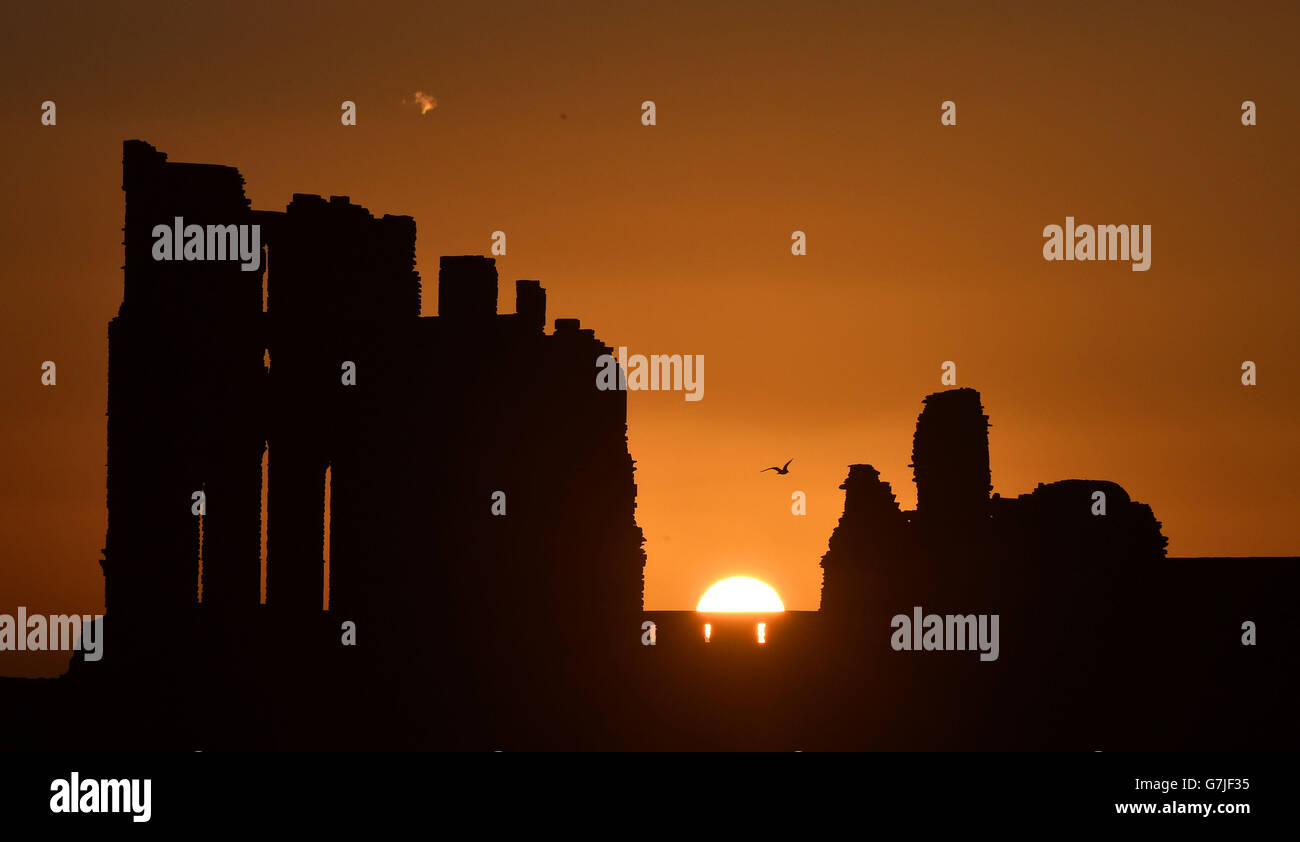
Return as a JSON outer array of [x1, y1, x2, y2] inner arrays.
[[406, 91, 437, 115]]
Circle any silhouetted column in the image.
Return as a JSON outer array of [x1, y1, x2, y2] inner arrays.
[[515, 280, 546, 332], [438, 256, 498, 321]]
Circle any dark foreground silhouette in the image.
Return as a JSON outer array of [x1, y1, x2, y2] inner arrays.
[[0, 143, 1296, 750]]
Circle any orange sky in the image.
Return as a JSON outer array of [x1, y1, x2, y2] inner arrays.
[[2, 1, 1298, 676]]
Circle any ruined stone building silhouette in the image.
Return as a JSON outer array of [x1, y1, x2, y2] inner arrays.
[[102, 142, 646, 701], [820, 385, 1169, 616]]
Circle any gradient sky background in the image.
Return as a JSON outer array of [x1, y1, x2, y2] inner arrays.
[[2, 1, 1297, 676]]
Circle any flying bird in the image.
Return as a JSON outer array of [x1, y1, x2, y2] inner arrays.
[[761, 459, 793, 476], [409, 91, 438, 114]]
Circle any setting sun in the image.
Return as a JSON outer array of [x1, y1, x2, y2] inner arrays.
[[696, 577, 785, 612]]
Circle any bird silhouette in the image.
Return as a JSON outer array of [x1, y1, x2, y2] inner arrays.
[[761, 459, 793, 475]]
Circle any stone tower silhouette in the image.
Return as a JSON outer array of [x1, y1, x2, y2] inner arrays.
[[104, 140, 265, 655], [909, 387, 992, 535], [819, 464, 912, 615]]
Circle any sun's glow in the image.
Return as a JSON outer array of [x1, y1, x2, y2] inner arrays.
[[696, 577, 785, 612]]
